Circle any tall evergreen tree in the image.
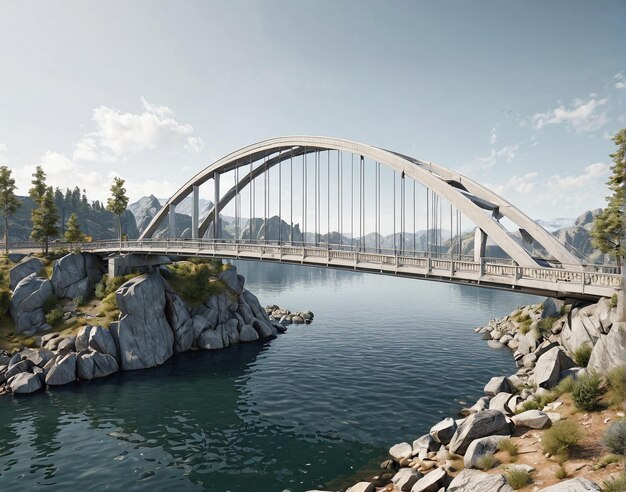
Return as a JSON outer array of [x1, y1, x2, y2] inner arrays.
[[592, 128, 626, 266], [29, 165, 47, 204], [54, 187, 66, 234], [64, 213, 84, 243], [0, 166, 21, 255], [31, 186, 59, 255], [106, 177, 129, 241]]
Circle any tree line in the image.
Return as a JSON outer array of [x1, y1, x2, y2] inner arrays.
[[0, 166, 129, 256]]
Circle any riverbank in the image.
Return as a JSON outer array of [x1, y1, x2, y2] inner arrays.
[[335, 297, 626, 492]]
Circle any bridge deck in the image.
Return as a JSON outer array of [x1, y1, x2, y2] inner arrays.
[[17, 239, 616, 302]]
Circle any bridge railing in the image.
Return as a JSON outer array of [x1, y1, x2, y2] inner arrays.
[[6, 238, 622, 292]]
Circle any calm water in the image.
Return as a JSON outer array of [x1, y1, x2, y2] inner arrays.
[[0, 261, 539, 492]]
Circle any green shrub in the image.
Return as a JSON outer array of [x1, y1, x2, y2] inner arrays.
[[607, 365, 626, 408], [542, 420, 583, 456], [555, 465, 568, 479], [538, 318, 551, 333], [167, 262, 226, 306], [498, 438, 519, 458], [573, 345, 593, 368], [72, 296, 84, 306], [517, 399, 542, 413], [477, 453, 498, 470], [603, 472, 626, 492], [553, 376, 575, 396], [45, 307, 64, 326], [519, 320, 532, 335], [603, 420, 626, 456], [0, 288, 11, 317], [609, 293, 618, 308], [506, 469, 532, 489], [595, 454, 623, 470], [572, 372, 602, 411]]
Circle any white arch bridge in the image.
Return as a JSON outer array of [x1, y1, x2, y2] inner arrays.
[[65, 137, 626, 300]]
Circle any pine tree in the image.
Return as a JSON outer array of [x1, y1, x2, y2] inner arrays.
[[592, 128, 626, 266], [0, 166, 21, 256], [29, 165, 47, 204], [106, 177, 129, 241], [31, 186, 59, 255], [64, 213, 84, 243]]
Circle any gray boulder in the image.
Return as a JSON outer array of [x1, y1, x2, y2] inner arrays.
[[77, 350, 119, 380], [164, 291, 193, 353], [391, 468, 421, 492], [511, 410, 551, 429], [6, 360, 32, 379], [51, 253, 103, 299], [484, 376, 512, 396], [534, 347, 576, 389], [464, 435, 508, 468], [75, 325, 94, 352], [10, 273, 53, 334], [542, 298, 564, 319], [239, 324, 259, 342], [252, 318, 276, 339], [429, 417, 457, 445], [21, 348, 55, 368], [88, 326, 118, 359], [111, 273, 174, 371], [9, 257, 43, 290], [389, 442, 412, 460], [197, 329, 224, 350], [57, 336, 76, 355], [560, 315, 601, 354], [346, 483, 375, 492], [10, 372, 43, 394], [538, 477, 602, 491], [489, 392, 514, 414], [448, 410, 511, 455], [588, 321, 626, 374], [46, 353, 77, 385], [218, 266, 244, 294], [447, 469, 513, 492], [412, 434, 437, 455], [410, 467, 446, 492]]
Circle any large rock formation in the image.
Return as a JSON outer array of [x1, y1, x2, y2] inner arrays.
[[9, 257, 43, 290], [10, 273, 53, 335], [51, 253, 104, 299], [588, 321, 626, 374], [447, 469, 513, 491], [111, 273, 174, 371]]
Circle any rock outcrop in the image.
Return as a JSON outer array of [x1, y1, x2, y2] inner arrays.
[[51, 253, 104, 299], [588, 321, 626, 374], [112, 273, 174, 371], [448, 410, 511, 455], [10, 273, 53, 335], [447, 469, 513, 491], [9, 257, 43, 290]]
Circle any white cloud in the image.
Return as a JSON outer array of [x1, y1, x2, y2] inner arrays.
[[73, 97, 203, 162], [465, 143, 520, 175], [547, 162, 609, 192], [491, 172, 538, 196], [488, 128, 497, 145], [614, 71, 625, 90], [531, 97, 609, 133]]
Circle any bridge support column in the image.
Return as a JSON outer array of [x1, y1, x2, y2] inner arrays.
[[213, 172, 220, 240], [192, 185, 199, 240], [169, 204, 176, 239], [474, 227, 487, 263]]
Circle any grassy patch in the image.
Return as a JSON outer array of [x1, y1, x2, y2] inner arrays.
[[542, 420, 583, 457], [498, 438, 519, 459], [166, 261, 228, 307], [603, 420, 626, 456], [573, 345, 593, 368], [477, 453, 498, 470], [603, 472, 626, 492], [506, 469, 532, 490], [555, 465, 568, 479], [607, 365, 626, 408], [537, 317, 556, 336]]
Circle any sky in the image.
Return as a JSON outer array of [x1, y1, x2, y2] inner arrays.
[[0, 0, 625, 223]]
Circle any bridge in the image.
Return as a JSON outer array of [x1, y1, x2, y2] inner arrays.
[[15, 136, 623, 301]]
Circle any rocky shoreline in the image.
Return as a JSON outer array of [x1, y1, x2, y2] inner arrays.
[[330, 297, 626, 492], [0, 253, 302, 396]]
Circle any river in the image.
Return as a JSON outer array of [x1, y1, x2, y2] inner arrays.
[[0, 261, 539, 492]]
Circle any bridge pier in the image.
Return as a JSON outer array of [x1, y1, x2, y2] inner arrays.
[[192, 185, 199, 240], [474, 227, 487, 263], [169, 204, 176, 239], [213, 172, 220, 239], [108, 254, 172, 277]]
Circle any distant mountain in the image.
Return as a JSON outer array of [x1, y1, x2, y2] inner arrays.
[[536, 217, 576, 232], [6, 195, 139, 242]]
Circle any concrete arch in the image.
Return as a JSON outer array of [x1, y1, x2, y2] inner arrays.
[[139, 136, 582, 269]]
